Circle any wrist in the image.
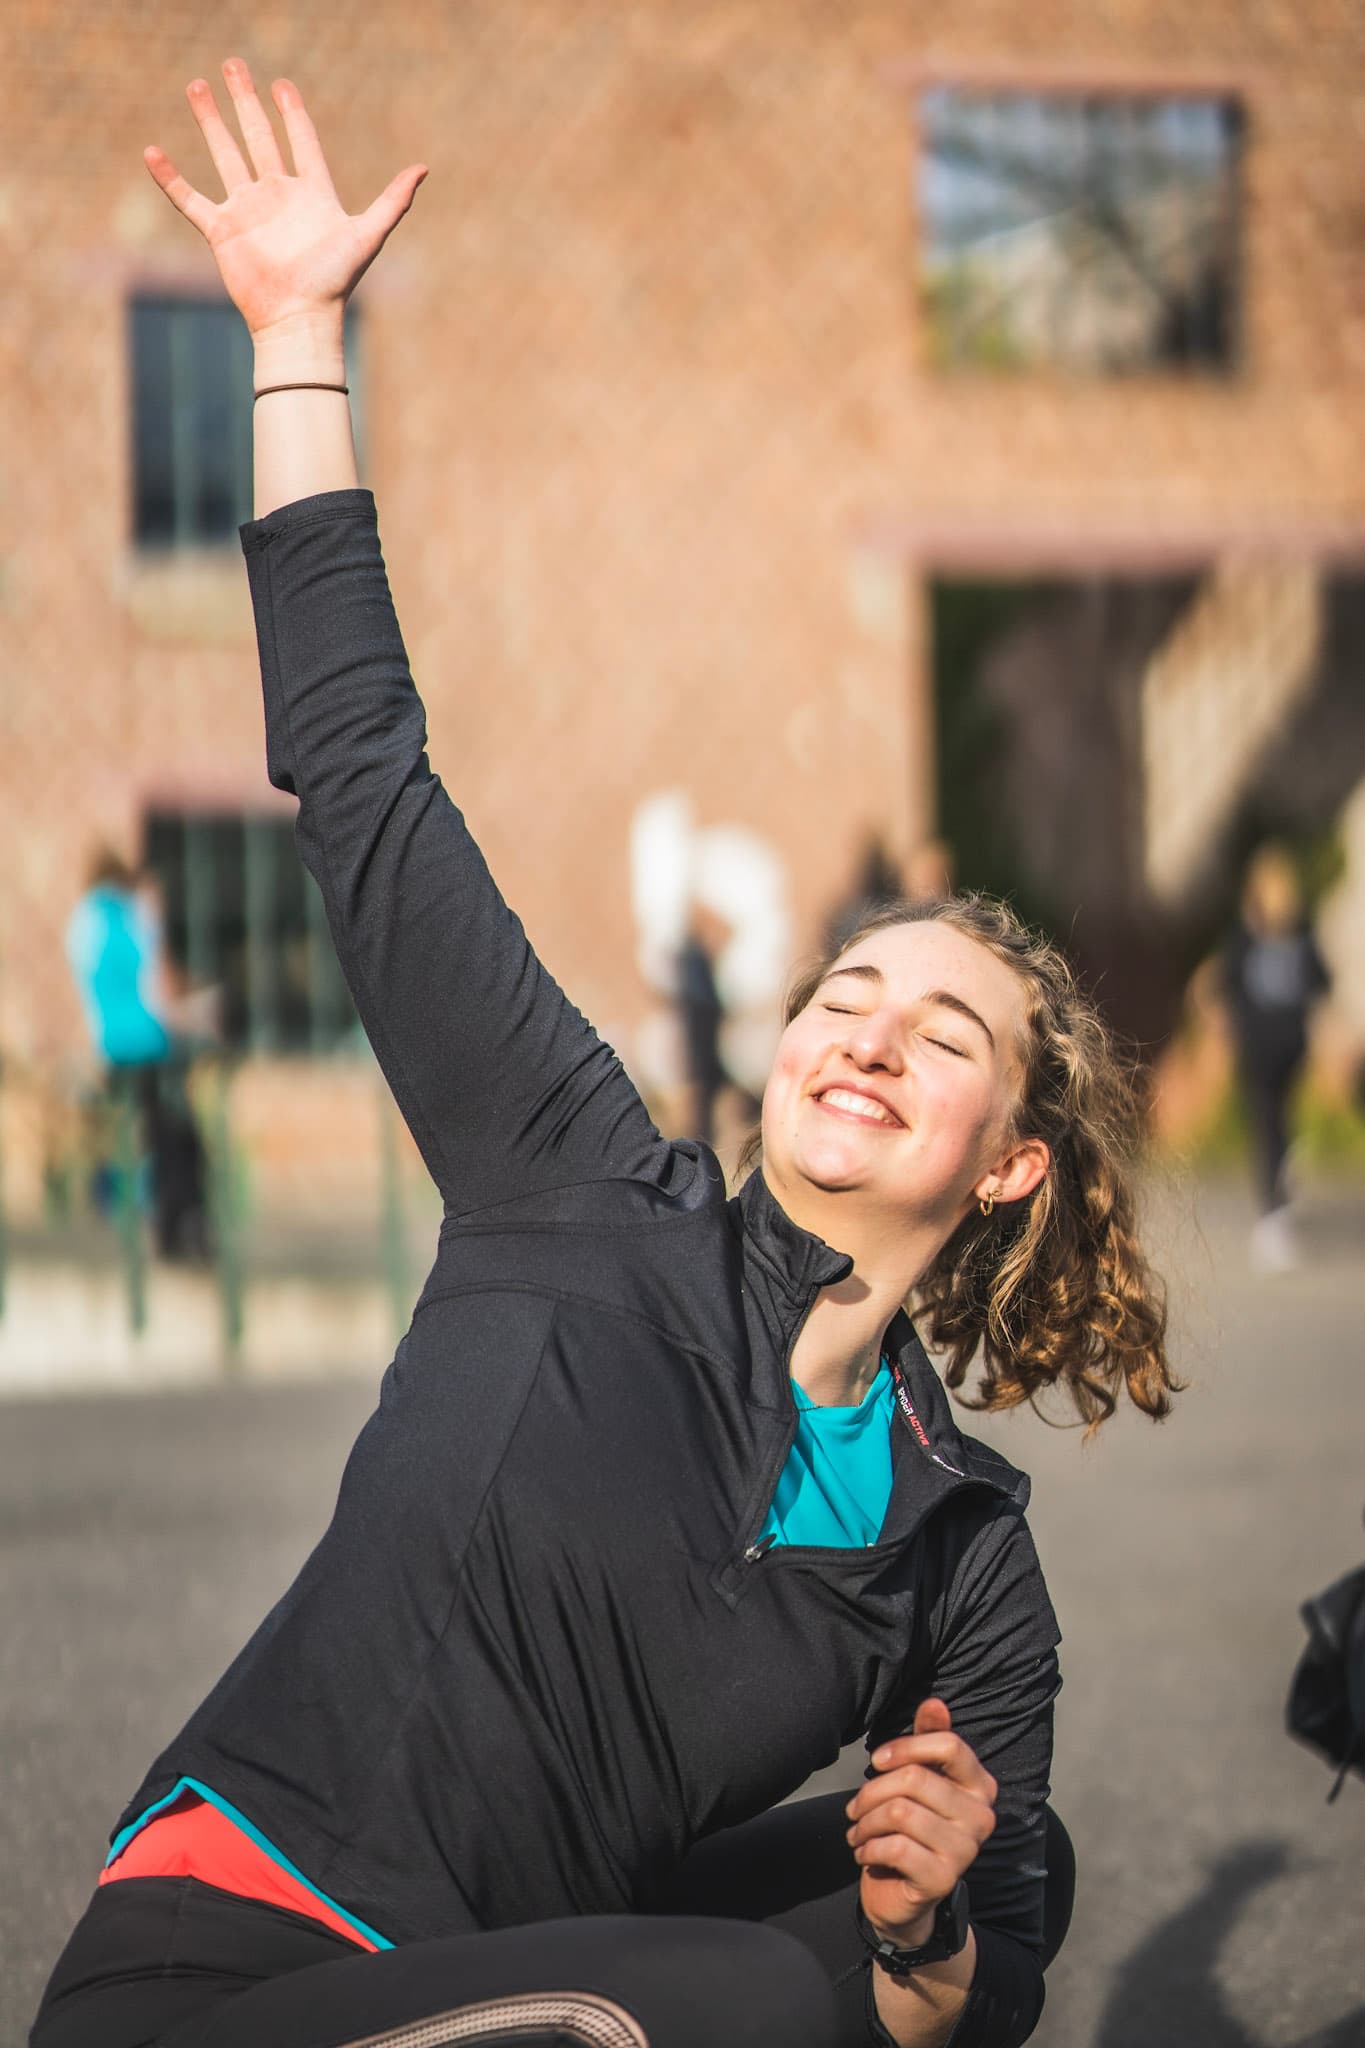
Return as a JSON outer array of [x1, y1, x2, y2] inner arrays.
[[867, 1903, 938, 1950], [856, 1882, 970, 1979], [252, 310, 347, 388]]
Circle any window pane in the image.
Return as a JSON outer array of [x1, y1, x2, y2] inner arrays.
[[130, 299, 253, 547], [143, 808, 360, 1055], [919, 89, 1243, 375], [130, 301, 176, 545], [186, 311, 253, 542], [132, 297, 362, 547]]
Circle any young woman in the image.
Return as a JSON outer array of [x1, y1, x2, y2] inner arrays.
[[1221, 843, 1330, 1272], [31, 63, 1176, 2048]]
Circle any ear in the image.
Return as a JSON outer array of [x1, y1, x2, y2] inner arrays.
[[976, 1137, 1050, 1210]]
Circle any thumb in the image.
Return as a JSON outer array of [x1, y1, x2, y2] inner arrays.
[[913, 1696, 953, 1739], [358, 163, 428, 248]]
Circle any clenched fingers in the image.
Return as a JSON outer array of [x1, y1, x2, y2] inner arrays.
[[866, 1727, 998, 1799], [847, 1779, 995, 1862], [846, 1763, 996, 1848], [850, 1822, 971, 1897]]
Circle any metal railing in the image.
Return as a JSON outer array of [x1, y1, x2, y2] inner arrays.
[[0, 1049, 425, 1370]]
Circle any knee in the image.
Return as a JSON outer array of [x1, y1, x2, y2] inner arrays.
[[613, 1918, 836, 2048], [1041, 1807, 1076, 1971]]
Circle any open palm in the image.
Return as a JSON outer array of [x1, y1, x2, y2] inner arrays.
[[145, 58, 425, 339]]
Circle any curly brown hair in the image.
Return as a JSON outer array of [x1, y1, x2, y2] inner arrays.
[[745, 895, 1179, 1434]]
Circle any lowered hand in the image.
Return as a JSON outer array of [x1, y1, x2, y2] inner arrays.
[[846, 1697, 996, 1946]]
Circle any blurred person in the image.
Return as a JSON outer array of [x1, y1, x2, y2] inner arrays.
[[673, 897, 763, 1150], [1222, 843, 1330, 1272], [824, 830, 905, 954], [674, 899, 733, 1145], [65, 849, 211, 1262], [905, 840, 956, 907], [66, 848, 170, 1072], [33, 65, 1180, 2048]]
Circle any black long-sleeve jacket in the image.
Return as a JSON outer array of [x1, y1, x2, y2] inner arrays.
[[117, 491, 1061, 2047]]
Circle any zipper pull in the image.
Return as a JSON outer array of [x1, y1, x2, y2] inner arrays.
[[743, 1534, 777, 1564]]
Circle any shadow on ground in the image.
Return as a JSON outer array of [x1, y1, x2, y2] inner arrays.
[[1093, 1837, 1364, 2048]]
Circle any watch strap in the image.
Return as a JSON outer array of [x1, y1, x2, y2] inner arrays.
[[855, 1879, 970, 1977]]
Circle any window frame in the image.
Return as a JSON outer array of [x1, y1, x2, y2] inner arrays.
[[910, 73, 1247, 379], [128, 294, 364, 551], [143, 806, 363, 1059]]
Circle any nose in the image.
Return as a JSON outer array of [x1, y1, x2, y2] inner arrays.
[[842, 1008, 903, 1075]]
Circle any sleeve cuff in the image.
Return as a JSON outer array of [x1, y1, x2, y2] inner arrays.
[[239, 488, 377, 554]]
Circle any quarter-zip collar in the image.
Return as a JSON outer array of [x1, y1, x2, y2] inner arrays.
[[728, 1168, 853, 1419], [729, 1168, 1029, 1522], [880, 1308, 1031, 1533], [730, 1166, 854, 1304]]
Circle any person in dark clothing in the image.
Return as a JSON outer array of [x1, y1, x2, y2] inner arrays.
[[675, 901, 736, 1144], [1222, 844, 1330, 1271], [824, 833, 906, 957], [32, 64, 1178, 2048]]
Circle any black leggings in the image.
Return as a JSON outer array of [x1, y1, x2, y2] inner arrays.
[[1242, 1059, 1301, 1214], [31, 1883, 833, 2048], [31, 1799, 1075, 2048]]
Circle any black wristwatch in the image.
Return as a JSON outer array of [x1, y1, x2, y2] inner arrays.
[[855, 1880, 970, 1978]]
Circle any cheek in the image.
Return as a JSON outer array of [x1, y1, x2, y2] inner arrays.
[[761, 1021, 838, 1159], [761, 1035, 807, 1133], [768, 1021, 822, 1095], [917, 1066, 998, 1164]]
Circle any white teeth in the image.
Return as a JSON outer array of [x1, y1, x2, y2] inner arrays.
[[820, 1088, 895, 1124]]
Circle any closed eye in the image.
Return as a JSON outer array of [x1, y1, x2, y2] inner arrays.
[[925, 1035, 967, 1057]]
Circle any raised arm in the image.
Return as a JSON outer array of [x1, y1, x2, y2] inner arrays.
[[146, 63, 669, 1212], [145, 60, 406, 514]]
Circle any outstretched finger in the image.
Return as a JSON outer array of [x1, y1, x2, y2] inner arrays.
[[143, 146, 217, 236], [356, 163, 429, 253], [186, 77, 252, 194], [222, 57, 287, 180], [271, 78, 334, 187]]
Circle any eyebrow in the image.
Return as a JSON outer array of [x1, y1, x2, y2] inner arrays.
[[820, 966, 997, 1050]]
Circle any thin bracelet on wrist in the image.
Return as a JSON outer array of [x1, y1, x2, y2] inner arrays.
[[255, 380, 349, 399]]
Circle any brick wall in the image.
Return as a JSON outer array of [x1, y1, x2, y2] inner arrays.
[[3, 0, 1363, 1214]]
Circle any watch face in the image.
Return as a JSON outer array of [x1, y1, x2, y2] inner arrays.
[[937, 1879, 970, 1955]]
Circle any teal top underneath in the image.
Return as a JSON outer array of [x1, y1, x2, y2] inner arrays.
[[760, 1360, 895, 1549]]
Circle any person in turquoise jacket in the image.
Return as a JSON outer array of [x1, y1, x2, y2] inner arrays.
[[66, 851, 171, 1070], [66, 851, 208, 1259]]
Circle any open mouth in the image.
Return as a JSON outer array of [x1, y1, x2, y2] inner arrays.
[[814, 1087, 903, 1129]]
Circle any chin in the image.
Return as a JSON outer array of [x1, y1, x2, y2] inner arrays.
[[790, 1146, 876, 1196]]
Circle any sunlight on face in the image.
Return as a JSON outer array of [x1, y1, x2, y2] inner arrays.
[[761, 921, 1031, 1229]]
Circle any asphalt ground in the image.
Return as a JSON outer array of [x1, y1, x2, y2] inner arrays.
[[2, 1174, 1363, 2047]]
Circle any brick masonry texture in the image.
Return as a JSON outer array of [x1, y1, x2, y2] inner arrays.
[[2, 1, 1363, 1212]]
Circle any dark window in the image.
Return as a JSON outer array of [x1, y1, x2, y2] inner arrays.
[[145, 810, 362, 1056], [130, 299, 362, 547], [919, 90, 1243, 374], [131, 298, 253, 545]]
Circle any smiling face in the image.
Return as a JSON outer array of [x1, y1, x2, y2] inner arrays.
[[761, 919, 1045, 1253]]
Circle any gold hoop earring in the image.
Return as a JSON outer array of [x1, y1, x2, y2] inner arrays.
[[979, 1191, 995, 1217]]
